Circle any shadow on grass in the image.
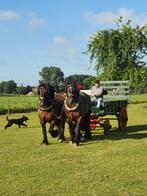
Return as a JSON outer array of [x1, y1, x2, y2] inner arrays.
[[38, 124, 147, 146], [81, 124, 147, 145]]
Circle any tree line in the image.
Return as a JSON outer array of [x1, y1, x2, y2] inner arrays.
[[39, 66, 95, 91], [0, 80, 32, 95]]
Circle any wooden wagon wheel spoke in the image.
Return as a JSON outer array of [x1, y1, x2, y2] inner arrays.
[[118, 107, 128, 131]]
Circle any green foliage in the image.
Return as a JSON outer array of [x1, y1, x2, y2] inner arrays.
[[0, 103, 147, 195], [129, 93, 147, 104], [39, 66, 64, 91], [65, 74, 96, 89], [86, 18, 147, 93], [17, 85, 32, 95], [65, 74, 92, 83], [83, 76, 96, 89], [0, 80, 17, 94]]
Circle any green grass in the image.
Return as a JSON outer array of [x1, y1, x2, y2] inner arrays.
[[129, 94, 147, 104], [0, 103, 147, 196], [0, 95, 38, 114], [0, 94, 147, 115]]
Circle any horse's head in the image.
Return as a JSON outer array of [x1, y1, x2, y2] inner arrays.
[[37, 82, 55, 108], [65, 83, 79, 104]]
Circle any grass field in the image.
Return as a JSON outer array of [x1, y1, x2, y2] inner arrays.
[[0, 103, 147, 196], [0, 95, 38, 114], [0, 94, 147, 115]]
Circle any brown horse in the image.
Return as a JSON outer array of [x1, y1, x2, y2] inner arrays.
[[37, 82, 65, 145], [64, 83, 91, 146]]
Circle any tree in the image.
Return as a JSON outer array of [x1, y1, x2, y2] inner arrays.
[[39, 66, 64, 91], [83, 76, 96, 89], [65, 74, 92, 84], [17, 85, 32, 95], [0, 80, 17, 94], [86, 17, 147, 92]]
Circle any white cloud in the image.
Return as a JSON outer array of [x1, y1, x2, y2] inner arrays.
[[68, 47, 77, 56], [84, 11, 116, 24], [0, 10, 19, 21], [53, 36, 66, 44], [29, 18, 48, 27], [84, 8, 147, 25]]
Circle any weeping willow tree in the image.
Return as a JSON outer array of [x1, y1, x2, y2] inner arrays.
[[86, 18, 147, 93]]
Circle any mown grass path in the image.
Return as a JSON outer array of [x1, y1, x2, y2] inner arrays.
[[0, 103, 147, 196]]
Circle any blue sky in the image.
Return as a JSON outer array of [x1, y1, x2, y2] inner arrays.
[[0, 0, 147, 85]]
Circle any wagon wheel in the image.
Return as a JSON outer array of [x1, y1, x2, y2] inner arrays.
[[118, 107, 128, 131], [103, 119, 111, 135]]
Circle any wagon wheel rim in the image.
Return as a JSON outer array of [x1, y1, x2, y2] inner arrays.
[[119, 107, 128, 131]]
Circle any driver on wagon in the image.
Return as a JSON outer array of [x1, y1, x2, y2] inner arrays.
[[90, 79, 103, 111]]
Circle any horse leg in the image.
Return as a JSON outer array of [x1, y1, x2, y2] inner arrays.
[[79, 112, 91, 141], [69, 122, 75, 145], [58, 121, 65, 142], [74, 125, 80, 146], [41, 123, 49, 145], [48, 122, 54, 133], [83, 112, 91, 140], [74, 118, 81, 146]]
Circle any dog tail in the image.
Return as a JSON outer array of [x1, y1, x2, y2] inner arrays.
[[6, 116, 9, 121]]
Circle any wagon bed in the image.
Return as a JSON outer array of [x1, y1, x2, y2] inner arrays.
[[81, 81, 129, 134]]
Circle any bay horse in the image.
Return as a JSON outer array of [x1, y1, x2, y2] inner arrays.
[[37, 82, 65, 145], [64, 83, 91, 146]]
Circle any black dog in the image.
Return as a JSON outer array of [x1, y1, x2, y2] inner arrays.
[[4, 115, 29, 129]]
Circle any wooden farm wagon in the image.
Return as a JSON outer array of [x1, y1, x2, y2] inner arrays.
[[82, 81, 129, 135]]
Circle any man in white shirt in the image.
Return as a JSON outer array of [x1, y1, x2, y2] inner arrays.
[[90, 80, 103, 111]]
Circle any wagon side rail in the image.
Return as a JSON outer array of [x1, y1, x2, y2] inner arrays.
[[101, 80, 130, 101]]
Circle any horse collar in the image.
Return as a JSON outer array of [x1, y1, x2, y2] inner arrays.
[[64, 99, 79, 111], [38, 102, 53, 111]]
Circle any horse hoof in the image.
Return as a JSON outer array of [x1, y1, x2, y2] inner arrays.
[[58, 139, 65, 143], [73, 143, 79, 147], [40, 141, 49, 145], [69, 141, 74, 145]]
